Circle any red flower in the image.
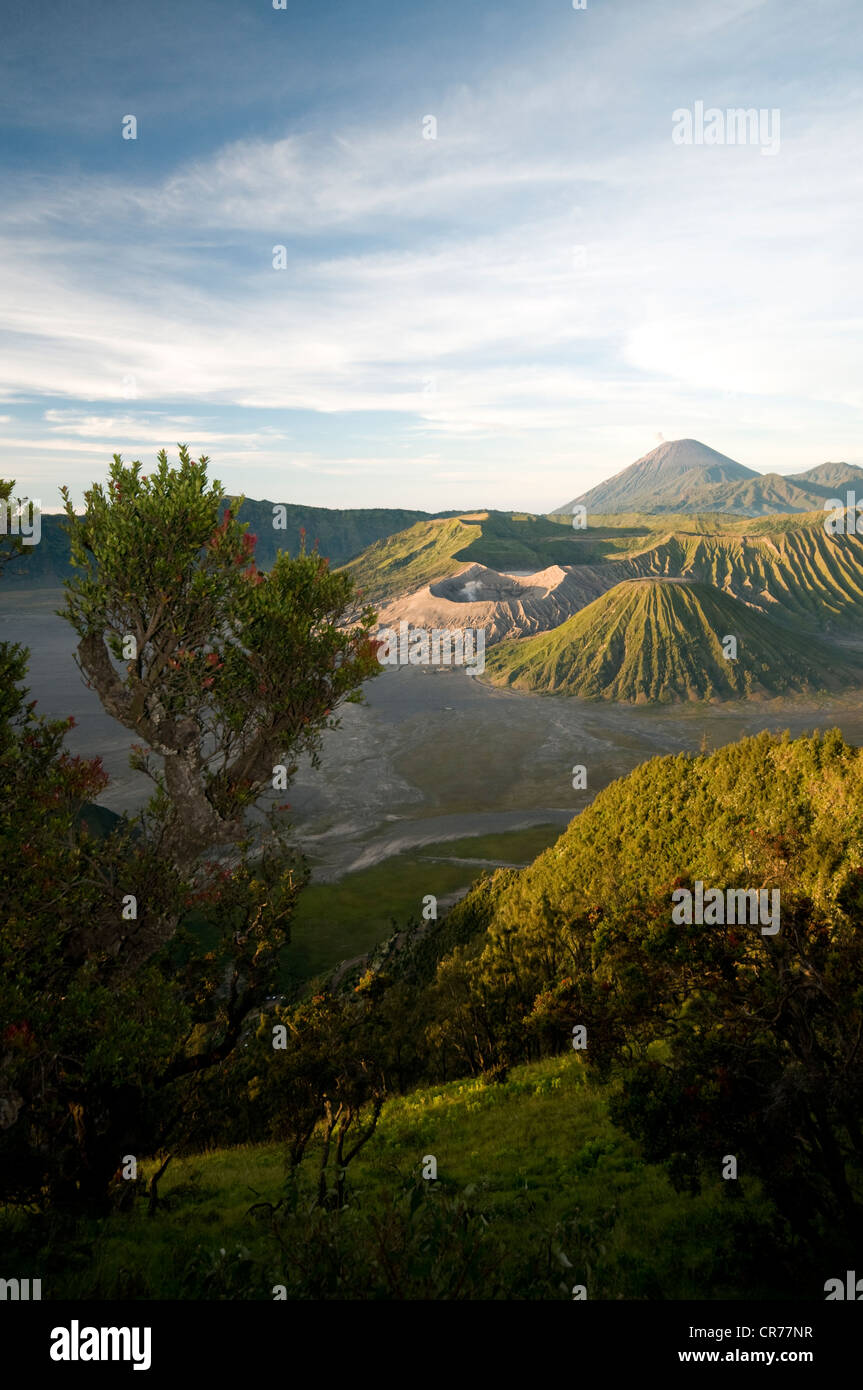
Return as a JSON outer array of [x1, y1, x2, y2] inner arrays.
[[3, 1020, 34, 1045]]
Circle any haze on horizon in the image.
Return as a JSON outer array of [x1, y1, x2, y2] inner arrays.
[[1, 0, 861, 514]]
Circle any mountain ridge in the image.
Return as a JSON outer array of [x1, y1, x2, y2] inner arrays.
[[556, 439, 863, 517], [481, 577, 860, 703], [343, 510, 863, 646], [0, 501, 457, 588]]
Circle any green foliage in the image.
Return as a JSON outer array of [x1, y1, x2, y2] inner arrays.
[[0, 1054, 796, 1300], [1, 451, 379, 1212], [598, 887, 863, 1247], [59, 448, 381, 869], [0, 661, 302, 1208], [249, 984, 386, 1200], [419, 730, 863, 1251]]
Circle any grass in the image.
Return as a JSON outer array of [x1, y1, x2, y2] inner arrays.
[[281, 824, 562, 983], [2, 1053, 796, 1301]]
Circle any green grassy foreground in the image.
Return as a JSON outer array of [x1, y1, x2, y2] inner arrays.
[[3, 1053, 797, 1301]]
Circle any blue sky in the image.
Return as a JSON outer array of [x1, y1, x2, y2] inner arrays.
[[1, 0, 861, 512]]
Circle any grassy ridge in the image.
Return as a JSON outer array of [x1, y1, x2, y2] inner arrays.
[[482, 578, 859, 702], [342, 516, 487, 602], [437, 728, 863, 960], [626, 526, 863, 631]]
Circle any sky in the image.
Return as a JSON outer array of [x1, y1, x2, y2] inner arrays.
[[1, 0, 862, 514]]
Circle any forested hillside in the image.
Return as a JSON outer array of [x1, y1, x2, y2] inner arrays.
[[406, 729, 863, 1250], [1, 498, 446, 586]]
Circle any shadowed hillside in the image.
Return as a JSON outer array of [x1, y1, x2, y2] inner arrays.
[[0, 500, 450, 587]]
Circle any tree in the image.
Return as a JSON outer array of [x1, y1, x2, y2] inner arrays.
[[591, 879, 863, 1252], [252, 979, 387, 1210], [60, 448, 380, 873], [1, 454, 382, 1211]]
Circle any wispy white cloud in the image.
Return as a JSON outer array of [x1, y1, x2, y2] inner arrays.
[[1, 0, 862, 508]]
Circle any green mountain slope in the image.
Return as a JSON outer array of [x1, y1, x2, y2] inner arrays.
[[341, 516, 489, 602], [482, 578, 859, 702], [416, 729, 863, 984], [417, 727, 863, 991], [340, 511, 602, 602], [623, 524, 863, 633]]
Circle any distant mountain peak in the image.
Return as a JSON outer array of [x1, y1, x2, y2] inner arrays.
[[556, 440, 752, 515], [635, 438, 749, 469], [556, 442, 863, 518]]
